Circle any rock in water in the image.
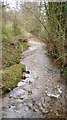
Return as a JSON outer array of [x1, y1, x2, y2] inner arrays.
[[47, 93, 60, 99], [18, 82, 25, 87], [26, 71, 30, 74], [47, 87, 62, 99], [21, 75, 26, 79]]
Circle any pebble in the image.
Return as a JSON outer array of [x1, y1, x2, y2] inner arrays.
[[20, 98, 24, 100], [33, 108, 38, 112], [45, 110, 49, 114], [28, 90, 32, 95], [29, 81, 32, 85], [26, 71, 30, 74], [42, 103, 45, 108], [21, 76, 26, 79], [28, 105, 32, 110]]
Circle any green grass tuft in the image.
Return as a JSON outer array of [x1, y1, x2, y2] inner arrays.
[[22, 42, 28, 51], [63, 68, 67, 79]]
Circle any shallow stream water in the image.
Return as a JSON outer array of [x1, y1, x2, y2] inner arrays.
[[1, 35, 66, 119]]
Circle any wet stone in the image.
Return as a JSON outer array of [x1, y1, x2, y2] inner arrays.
[[26, 71, 30, 74], [25, 74, 29, 78], [35, 76, 39, 80], [45, 110, 49, 114], [33, 108, 38, 112], [42, 103, 45, 108], [47, 87, 62, 100], [44, 96, 50, 101], [21, 75, 26, 79], [32, 99, 36, 105], [10, 88, 25, 98], [29, 81, 32, 85], [18, 82, 25, 87], [20, 94, 28, 100], [28, 90, 32, 95], [2, 106, 8, 111], [20, 98, 24, 100], [28, 104, 33, 110]]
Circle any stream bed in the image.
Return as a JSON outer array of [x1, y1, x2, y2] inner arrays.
[[1, 36, 66, 119]]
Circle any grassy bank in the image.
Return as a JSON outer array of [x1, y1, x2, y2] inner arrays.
[[2, 64, 25, 94], [1, 3, 29, 94], [2, 34, 28, 94], [22, 42, 28, 51], [2, 33, 27, 69], [2, 27, 28, 94]]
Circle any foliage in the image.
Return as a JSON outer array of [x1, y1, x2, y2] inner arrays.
[[63, 68, 67, 79], [2, 26, 12, 40], [22, 42, 28, 51], [21, 1, 67, 76], [12, 12, 21, 35], [2, 37, 22, 69], [44, 2, 67, 68], [2, 4, 28, 69], [20, 2, 42, 36], [1, 2, 28, 94]]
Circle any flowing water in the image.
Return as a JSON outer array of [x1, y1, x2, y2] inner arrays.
[[1, 35, 66, 119]]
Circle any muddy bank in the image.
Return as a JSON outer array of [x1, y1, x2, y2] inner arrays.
[[1, 35, 66, 119]]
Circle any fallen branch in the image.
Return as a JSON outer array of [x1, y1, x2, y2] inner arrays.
[[53, 53, 67, 64]]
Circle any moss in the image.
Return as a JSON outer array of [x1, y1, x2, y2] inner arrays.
[[2, 64, 25, 94]]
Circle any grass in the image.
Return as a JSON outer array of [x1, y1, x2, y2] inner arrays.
[[63, 67, 67, 79], [2, 38, 21, 69], [22, 42, 28, 51], [2, 33, 28, 69], [2, 64, 25, 94], [2, 26, 28, 94]]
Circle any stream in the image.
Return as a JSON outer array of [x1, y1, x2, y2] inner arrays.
[[1, 35, 66, 119]]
